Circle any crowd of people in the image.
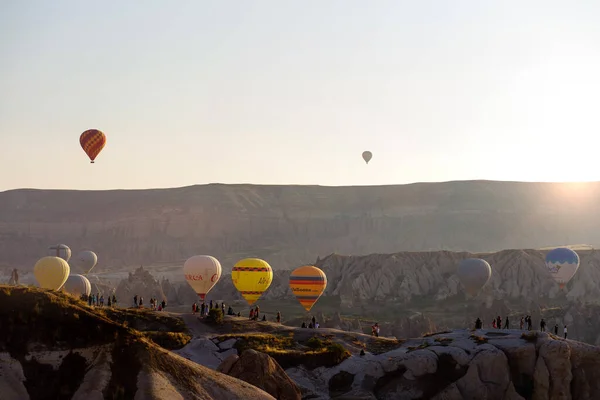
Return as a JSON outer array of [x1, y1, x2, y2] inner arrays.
[[191, 299, 239, 317], [474, 315, 568, 338], [83, 292, 116, 307], [132, 294, 166, 311]]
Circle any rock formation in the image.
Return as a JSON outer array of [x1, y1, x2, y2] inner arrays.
[[0, 287, 275, 400], [226, 349, 302, 400]]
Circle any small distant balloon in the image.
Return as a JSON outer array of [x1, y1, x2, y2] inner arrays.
[[362, 151, 372, 164], [48, 244, 71, 262], [80, 129, 106, 163], [457, 258, 492, 296], [545, 247, 580, 289], [183, 255, 222, 301]]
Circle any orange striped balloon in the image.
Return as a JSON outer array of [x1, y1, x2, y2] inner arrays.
[[289, 265, 327, 312], [80, 129, 106, 163]]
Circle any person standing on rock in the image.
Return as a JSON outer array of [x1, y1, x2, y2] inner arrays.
[[540, 319, 546, 332], [492, 319, 496, 329], [564, 325, 568, 339], [133, 295, 138, 307], [554, 324, 558, 335], [475, 318, 482, 329], [504, 317, 509, 329], [276, 311, 281, 323], [200, 302, 206, 317], [312, 316, 316, 327], [497, 316, 502, 329], [210, 300, 213, 309]]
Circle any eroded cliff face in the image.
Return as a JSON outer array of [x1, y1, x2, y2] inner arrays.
[[2, 181, 600, 269], [284, 330, 600, 400]]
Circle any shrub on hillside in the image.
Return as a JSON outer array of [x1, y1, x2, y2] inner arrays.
[[206, 308, 223, 324], [307, 336, 325, 349]]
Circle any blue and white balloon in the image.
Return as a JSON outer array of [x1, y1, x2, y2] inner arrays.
[[545, 247, 580, 288]]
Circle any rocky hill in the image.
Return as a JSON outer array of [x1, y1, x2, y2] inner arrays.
[[0, 286, 275, 400], [2, 181, 600, 269], [3, 285, 600, 400], [153, 311, 600, 400]]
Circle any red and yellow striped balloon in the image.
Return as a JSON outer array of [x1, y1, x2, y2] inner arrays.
[[289, 265, 327, 312], [80, 129, 106, 163]]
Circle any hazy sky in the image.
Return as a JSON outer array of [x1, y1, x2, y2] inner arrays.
[[1, 1, 599, 190]]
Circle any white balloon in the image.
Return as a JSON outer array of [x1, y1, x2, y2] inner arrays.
[[63, 274, 92, 297], [457, 258, 492, 296], [183, 255, 222, 301], [48, 244, 71, 262], [76, 250, 98, 273]]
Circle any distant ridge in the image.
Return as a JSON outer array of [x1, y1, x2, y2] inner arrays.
[[1, 180, 600, 269]]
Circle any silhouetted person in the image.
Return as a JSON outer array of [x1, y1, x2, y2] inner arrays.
[[504, 317, 509, 329], [475, 318, 482, 329], [540, 319, 546, 332], [276, 311, 281, 323], [564, 325, 568, 339], [554, 324, 558, 335]]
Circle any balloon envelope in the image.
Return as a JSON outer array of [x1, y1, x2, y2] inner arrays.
[[362, 151, 372, 164], [545, 248, 580, 288], [48, 244, 71, 262], [231, 258, 273, 305], [80, 129, 106, 163], [183, 255, 222, 300], [34, 256, 70, 290], [76, 250, 98, 273], [289, 265, 327, 311], [457, 258, 492, 296], [63, 274, 92, 297]]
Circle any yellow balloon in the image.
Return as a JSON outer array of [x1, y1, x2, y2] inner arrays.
[[231, 258, 273, 305], [34, 256, 70, 290]]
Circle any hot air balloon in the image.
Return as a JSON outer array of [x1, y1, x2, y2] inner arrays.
[[76, 250, 98, 274], [183, 255, 222, 301], [34, 256, 70, 290], [80, 129, 106, 163], [231, 258, 273, 305], [289, 265, 327, 311], [545, 247, 580, 289], [63, 274, 92, 297], [457, 258, 492, 296], [362, 151, 372, 164], [48, 244, 72, 262]]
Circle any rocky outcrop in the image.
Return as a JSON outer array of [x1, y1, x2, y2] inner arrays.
[[3, 181, 600, 269], [283, 330, 600, 400], [226, 349, 302, 400], [115, 266, 167, 307], [0, 286, 275, 400]]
